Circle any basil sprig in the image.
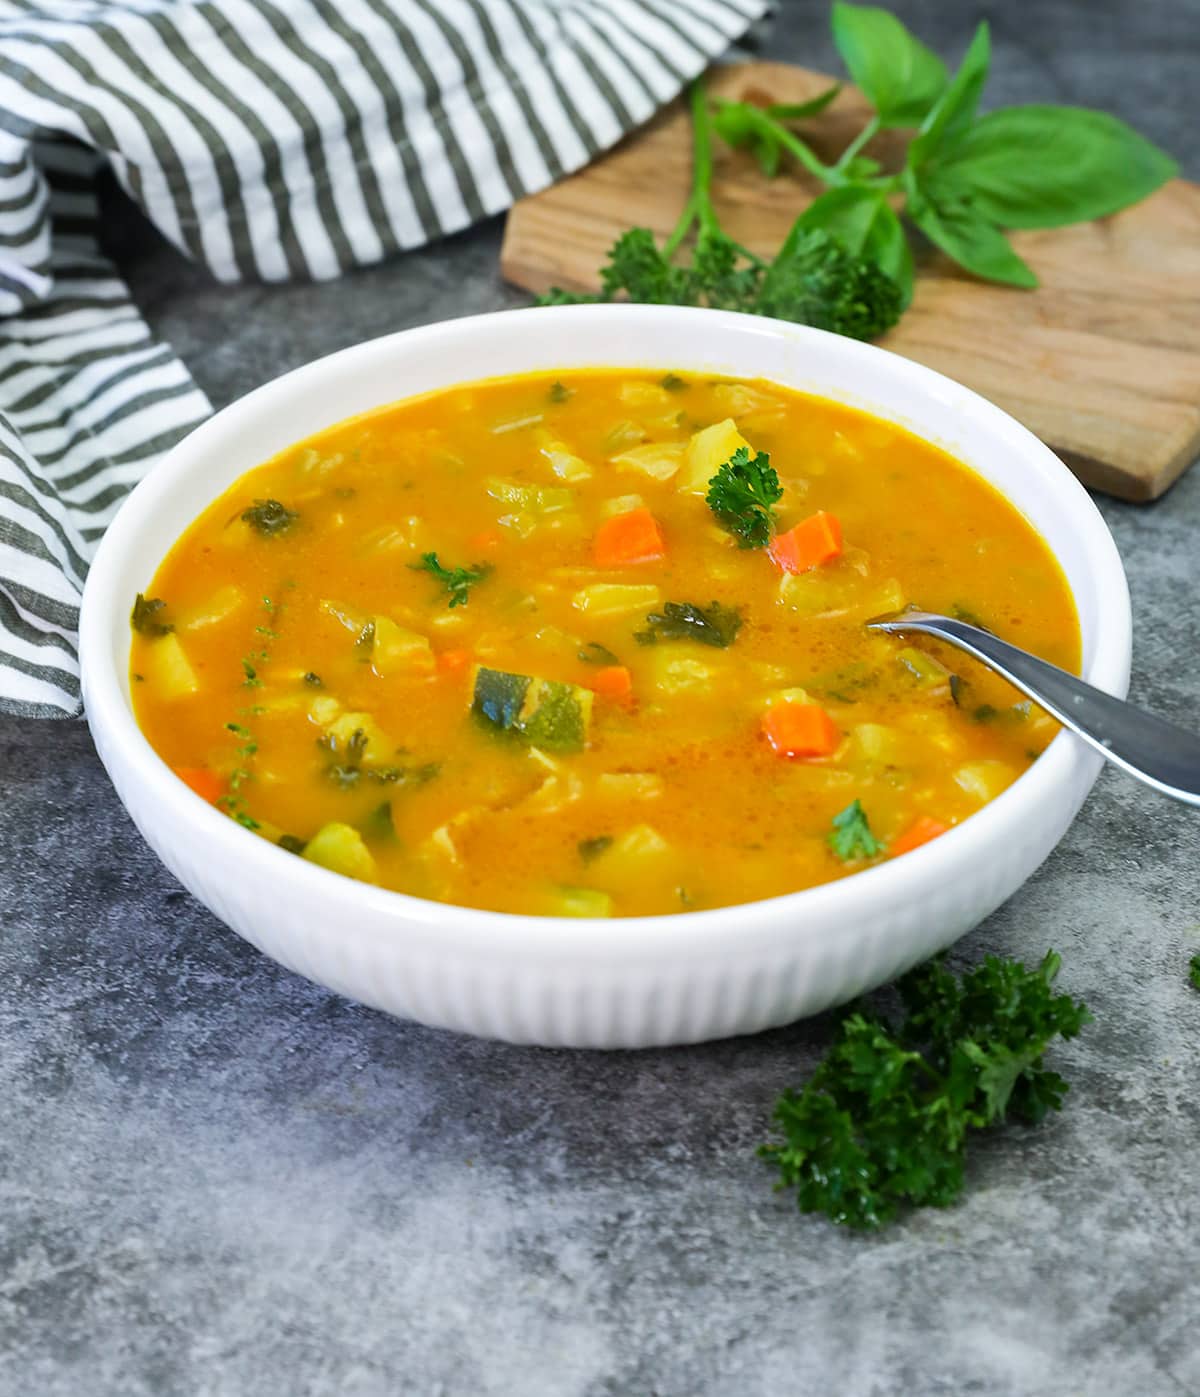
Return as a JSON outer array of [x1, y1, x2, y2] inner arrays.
[[712, 3, 1177, 299]]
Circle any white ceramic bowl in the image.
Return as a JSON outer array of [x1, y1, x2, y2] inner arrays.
[[80, 306, 1131, 1048]]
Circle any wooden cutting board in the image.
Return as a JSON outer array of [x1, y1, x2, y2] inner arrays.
[[501, 63, 1200, 502]]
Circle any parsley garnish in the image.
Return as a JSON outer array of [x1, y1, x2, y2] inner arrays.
[[635, 600, 742, 649], [828, 799, 883, 861], [578, 641, 620, 666], [1189, 954, 1200, 992], [578, 835, 614, 862], [706, 446, 783, 548], [411, 552, 492, 609], [548, 380, 573, 403], [241, 499, 298, 536], [130, 593, 173, 636], [761, 949, 1091, 1228], [660, 373, 688, 392]]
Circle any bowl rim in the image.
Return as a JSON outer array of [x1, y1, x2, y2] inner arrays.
[[80, 304, 1132, 958]]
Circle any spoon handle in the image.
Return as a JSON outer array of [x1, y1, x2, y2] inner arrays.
[[868, 611, 1200, 807]]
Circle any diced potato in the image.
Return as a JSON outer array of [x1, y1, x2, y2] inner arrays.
[[144, 633, 199, 699], [596, 772, 663, 800], [302, 822, 377, 882], [572, 583, 661, 618], [372, 616, 435, 677], [307, 694, 342, 726], [648, 652, 717, 695], [954, 760, 1018, 803], [611, 442, 685, 482], [679, 418, 752, 494], [606, 824, 671, 861], [600, 494, 644, 517], [764, 686, 814, 708], [851, 723, 905, 764], [553, 887, 614, 917], [619, 381, 672, 408], [326, 710, 393, 763], [179, 583, 245, 632]]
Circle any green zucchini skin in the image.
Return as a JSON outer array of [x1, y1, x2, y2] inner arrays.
[[471, 666, 593, 752]]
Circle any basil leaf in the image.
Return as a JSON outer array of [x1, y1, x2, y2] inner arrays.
[[908, 22, 990, 170], [795, 187, 914, 306], [831, 2, 947, 128], [924, 104, 1178, 230], [712, 100, 783, 179], [906, 185, 1037, 288], [766, 84, 842, 122]]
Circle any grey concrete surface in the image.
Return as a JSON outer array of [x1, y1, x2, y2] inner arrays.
[[3, 3, 1199, 1394]]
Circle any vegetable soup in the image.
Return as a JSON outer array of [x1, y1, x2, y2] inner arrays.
[[130, 370, 1079, 918]]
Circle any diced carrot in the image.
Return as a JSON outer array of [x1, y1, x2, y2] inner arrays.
[[761, 703, 841, 759], [469, 529, 502, 552], [437, 648, 473, 675], [174, 766, 225, 804], [590, 665, 633, 704], [593, 506, 666, 567], [768, 510, 843, 574], [890, 815, 951, 856]]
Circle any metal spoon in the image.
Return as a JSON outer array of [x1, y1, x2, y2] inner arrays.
[[867, 609, 1200, 807]]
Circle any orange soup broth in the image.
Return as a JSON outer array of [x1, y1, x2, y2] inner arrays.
[[132, 370, 1080, 917]]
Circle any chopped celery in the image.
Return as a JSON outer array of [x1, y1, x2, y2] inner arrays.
[[302, 822, 377, 881], [897, 646, 951, 693], [372, 616, 435, 676], [572, 583, 661, 617], [611, 442, 684, 482], [596, 772, 663, 800], [679, 418, 752, 493], [603, 420, 648, 451], [490, 412, 544, 435], [487, 477, 572, 514], [144, 632, 200, 699], [600, 494, 645, 517], [539, 440, 592, 482]]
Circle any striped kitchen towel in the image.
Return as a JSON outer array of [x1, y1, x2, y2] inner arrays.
[[0, 0, 766, 718]]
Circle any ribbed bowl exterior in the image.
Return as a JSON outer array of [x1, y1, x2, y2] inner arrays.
[[80, 307, 1131, 1048]]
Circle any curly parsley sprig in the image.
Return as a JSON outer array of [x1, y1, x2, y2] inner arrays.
[[706, 446, 783, 548], [761, 949, 1091, 1229]]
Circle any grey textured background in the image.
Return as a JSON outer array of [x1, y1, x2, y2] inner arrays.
[[4, 3, 1199, 1394]]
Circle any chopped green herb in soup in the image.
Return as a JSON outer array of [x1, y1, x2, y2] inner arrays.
[[131, 370, 1079, 917]]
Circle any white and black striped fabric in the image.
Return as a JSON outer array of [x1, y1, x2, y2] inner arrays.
[[0, 0, 765, 717]]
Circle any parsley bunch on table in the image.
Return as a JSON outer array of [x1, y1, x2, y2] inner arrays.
[[540, 81, 902, 342], [762, 950, 1091, 1229]]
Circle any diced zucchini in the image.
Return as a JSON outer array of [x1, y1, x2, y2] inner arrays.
[[471, 666, 593, 753], [487, 477, 572, 514], [596, 772, 663, 800], [179, 583, 245, 632], [897, 646, 951, 695], [954, 760, 1018, 803], [679, 418, 753, 493], [572, 583, 661, 617], [553, 887, 614, 918], [372, 616, 435, 677], [302, 822, 377, 882], [611, 442, 684, 482], [144, 632, 200, 699]]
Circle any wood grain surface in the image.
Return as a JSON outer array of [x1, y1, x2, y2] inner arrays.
[[501, 63, 1200, 501]]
